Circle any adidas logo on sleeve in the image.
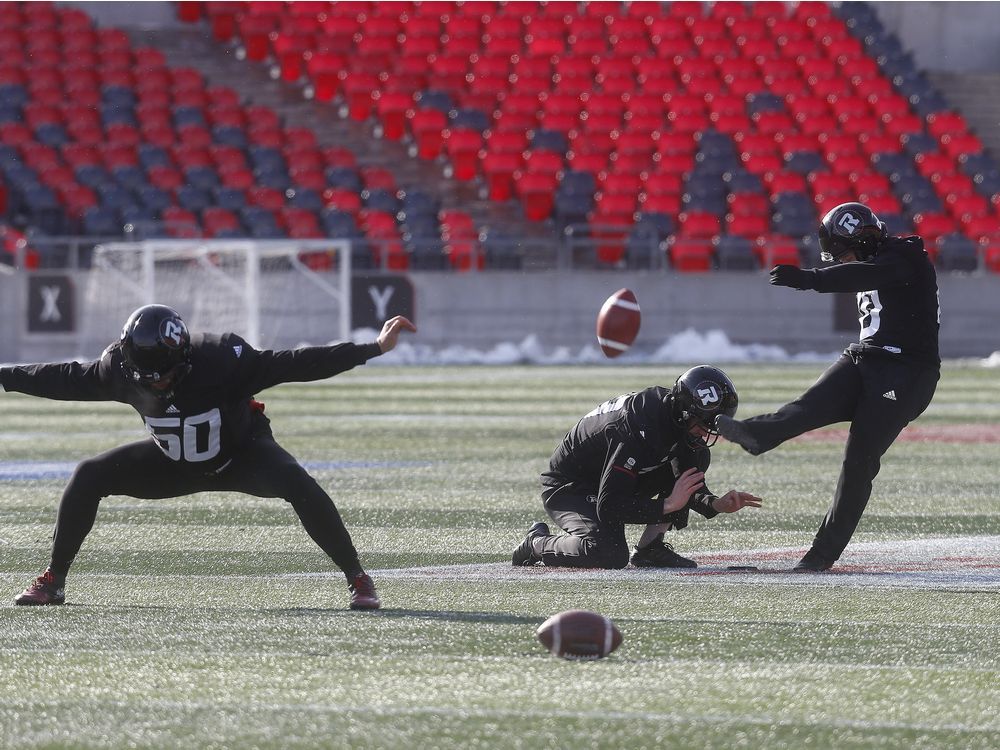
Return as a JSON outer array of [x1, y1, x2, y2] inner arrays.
[[882, 390, 897, 401]]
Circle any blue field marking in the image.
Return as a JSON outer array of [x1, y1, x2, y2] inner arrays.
[[0, 459, 431, 481]]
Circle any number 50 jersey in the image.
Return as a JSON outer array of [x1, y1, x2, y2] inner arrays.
[[0, 334, 383, 474]]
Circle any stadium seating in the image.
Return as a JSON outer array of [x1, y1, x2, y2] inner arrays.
[[0, 1, 995, 272]]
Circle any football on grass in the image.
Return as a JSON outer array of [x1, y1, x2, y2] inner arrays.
[[596, 288, 641, 358], [536, 609, 623, 660]]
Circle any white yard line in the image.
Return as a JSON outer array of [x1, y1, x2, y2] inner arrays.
[[367, 535, 1000, 591]]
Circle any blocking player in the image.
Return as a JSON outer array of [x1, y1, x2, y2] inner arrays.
[[717, 202, 940, 571], [512, 366, 762, 569], [3, 304, 416, 609]]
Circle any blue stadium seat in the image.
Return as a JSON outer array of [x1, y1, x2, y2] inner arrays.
[[101, 105, 137, 127], [96, 183, 137, 212], [0, 104, 21, 124], [625, 221, 663, 270], [407, 236, 449, 270], [213, 186, 246, 211], [82, 206, 121, 236], [137, 185, 172, 213], [714, 235, 758, 270], [560, 170, 597, 196], [0, 83, 29, 108], [772, 211, 816, 237], [321, 209, 361, 238], [34, 123, 69, 147], [212, 125, 248, 148], [723, 170, 765, 193], [286, 187, 323, 211], [450, 107, 490, 131], [176, 185, 212, 212], [173, 106, 207, 128], [531, 128, 569, 153], [101, 85, 136, 107], [75, 164, 112, 189], [784, 151, 827, 175], [248, 146, 285, 171], [361, 187, 398, 213], [185, 166, 220, 191], [480, 229, 522, 270], [138, 144, 171, 170], [253, 167, 291, 191], [415, 89, 454, 113], [324, 166, 362, 192], [936, 233, 978, 271], [112, 165, 149, 191]]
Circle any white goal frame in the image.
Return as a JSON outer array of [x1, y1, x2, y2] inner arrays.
[[85, 239, 351, 352]]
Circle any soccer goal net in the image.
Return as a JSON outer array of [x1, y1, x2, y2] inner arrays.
[[81, 239, 351, 356]]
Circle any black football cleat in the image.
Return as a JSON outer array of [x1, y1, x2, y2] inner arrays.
[[14, 569, 66, 606], [715, 415, 763, 456], [793, 549, 835, 572], [348, 573, 381, 610], [630, 536, 697, 568], [511, 522, 550, 566]]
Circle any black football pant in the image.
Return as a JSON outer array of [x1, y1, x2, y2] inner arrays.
[[736, 353, 939, 561], [537, 457, 703, 569], [47, 434, 365, 581]]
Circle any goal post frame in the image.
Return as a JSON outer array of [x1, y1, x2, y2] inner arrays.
[[89, 238, 352, 349]]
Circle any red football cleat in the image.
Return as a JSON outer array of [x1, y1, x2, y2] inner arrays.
[[348, 573, 380, 610], [14, 570, 66, 606]]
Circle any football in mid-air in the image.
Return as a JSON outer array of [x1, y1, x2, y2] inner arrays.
[[536, 609, 623, 660], [596, 288, 641, 358]]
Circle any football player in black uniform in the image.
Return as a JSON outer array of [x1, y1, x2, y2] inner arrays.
[[2, 304, 416, 609], [512, 366, 762, 569], [717, 202, 940, 571]]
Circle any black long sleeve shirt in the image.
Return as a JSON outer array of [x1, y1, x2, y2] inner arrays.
[[542, 387, 719, 525], [0, 334, 382, 473], [801, 236, 940, 367]]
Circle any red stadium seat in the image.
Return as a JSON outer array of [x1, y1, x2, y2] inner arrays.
[[445, 128, 483, 182], [669, 237, 713, 272], [755, 235, 802, 267], [679, 211, 721, 239]]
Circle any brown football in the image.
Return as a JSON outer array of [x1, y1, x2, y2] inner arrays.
[[536, 609, 623, 660], [596, 288, 641, 358]]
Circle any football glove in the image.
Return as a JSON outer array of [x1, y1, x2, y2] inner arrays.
[[769, 265, 815, 290]]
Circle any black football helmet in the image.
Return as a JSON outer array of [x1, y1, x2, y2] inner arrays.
[[119, 304, 192, 395], [818, 202, 887, 263], [670, 365, 738, 448]]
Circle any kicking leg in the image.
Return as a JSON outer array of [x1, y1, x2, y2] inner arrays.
[[718, 355, 862, 455]]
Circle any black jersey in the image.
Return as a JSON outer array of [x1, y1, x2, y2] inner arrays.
[[0, 335, 382, 474], [542, 386, 719, 524], [807, 236, 940, 366]]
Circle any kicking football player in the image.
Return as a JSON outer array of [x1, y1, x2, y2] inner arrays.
[[512, 366, 762, 569], [2, 304, 416, 609], [717, 202, 940, 571]]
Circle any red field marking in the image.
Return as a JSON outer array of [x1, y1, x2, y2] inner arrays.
[[794, 424, 1000, 444]]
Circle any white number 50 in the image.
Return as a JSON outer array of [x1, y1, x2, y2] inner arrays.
[[144, 408, 222, 462]]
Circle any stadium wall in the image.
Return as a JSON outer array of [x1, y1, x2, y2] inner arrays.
[[57, 1, 1000, 74], [871, 1, 1000, 73], [1, 272, 995, 363]]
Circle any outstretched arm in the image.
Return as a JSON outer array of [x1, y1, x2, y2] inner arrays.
[[235, 316, 418, 394], [376, 315, 417, 353], [0, 359, 116, 401], [769, 254, 912, 293]]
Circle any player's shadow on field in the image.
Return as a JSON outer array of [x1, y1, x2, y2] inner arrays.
[[276, 607, 542, 625]]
